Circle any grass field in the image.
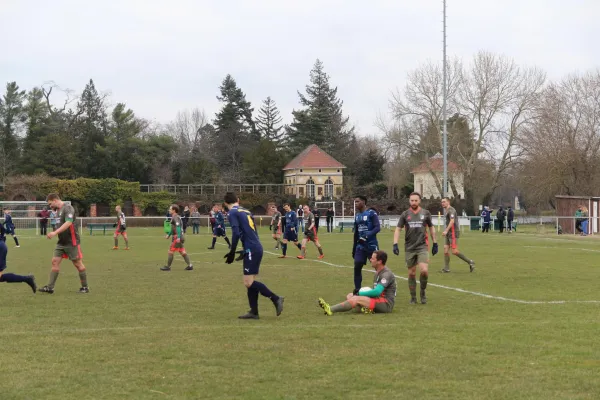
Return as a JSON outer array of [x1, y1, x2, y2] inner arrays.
[[3, 226, 600, 399]]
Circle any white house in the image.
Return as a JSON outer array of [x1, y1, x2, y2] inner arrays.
[[410, 153, 464, 199]]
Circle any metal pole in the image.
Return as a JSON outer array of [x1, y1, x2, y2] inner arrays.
[[442, 0, 448, 197]]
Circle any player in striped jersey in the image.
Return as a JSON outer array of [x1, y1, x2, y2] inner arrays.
[[113, 205, 129, 250]]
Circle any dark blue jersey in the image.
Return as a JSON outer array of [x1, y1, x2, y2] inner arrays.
[[215, 211, 225, 227], [284, 211, 297, 229], [354, 208, 380, 250], [3, 214, 14, 229], [228, 206, 261, 251]]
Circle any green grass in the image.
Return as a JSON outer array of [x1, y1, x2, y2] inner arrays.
[[3, 227, 600, 399]]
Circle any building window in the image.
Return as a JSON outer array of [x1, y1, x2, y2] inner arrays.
[[319, 169, 322, 173], [300, 169, 303, 172], [324, 178, 334, 198], [306, 178, 315, 199], [298, 187, 304, 196]]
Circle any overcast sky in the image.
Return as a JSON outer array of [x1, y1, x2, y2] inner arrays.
[[1, 0, 598, 134]]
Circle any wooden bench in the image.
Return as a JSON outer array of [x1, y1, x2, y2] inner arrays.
[[339, 221, 354, 233], [88, 223, 114, 235]]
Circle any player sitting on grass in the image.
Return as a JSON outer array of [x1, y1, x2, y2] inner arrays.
[[318, 250, 396, 315], [0, 224, 36, 293]]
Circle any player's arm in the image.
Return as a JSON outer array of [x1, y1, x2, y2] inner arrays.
[[307, 216, 315, 231], [229, 214, 240, 252], [53, 219, 73, 235], [443, 218, 454, 236], [393, 217, 404, 255], [358, 284, 385, 297], [366, 212, 381, 239]]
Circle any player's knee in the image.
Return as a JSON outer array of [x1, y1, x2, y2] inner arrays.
[[452, 249, 459, 255], [181, 252, 187, 257]]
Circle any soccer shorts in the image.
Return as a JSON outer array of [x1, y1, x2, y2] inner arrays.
[[445, 234, 458, 249], [54, 244, 83, 260], [405, 250, 428, 268], [368, 297, 392, 313], [304, 227, 318, 242], [169, 240, 186, 253], [114, 226, 126, 235], [354, 245, 377, 265], [213, 226, 226, 237], [242, 247, 263, 275], [284, 228, 298, 242]]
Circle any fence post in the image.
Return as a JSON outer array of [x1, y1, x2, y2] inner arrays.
[[556, 217, 559, 234]]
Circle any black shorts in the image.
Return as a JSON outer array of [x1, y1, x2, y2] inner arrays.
[[284, 229, 298, 242], [243, 247, 263, 275]]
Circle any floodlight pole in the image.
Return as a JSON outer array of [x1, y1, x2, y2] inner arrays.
[[442, 0, 448, 197]]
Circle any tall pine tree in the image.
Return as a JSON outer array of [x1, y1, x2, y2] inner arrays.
[[287, 59, 354, 161], [0, 82, 26, 179], [256, 96, 284, 145], [22, 87, 49, 166]]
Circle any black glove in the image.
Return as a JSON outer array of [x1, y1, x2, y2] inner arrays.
[[235, 250, 245, 261], [269, 225, 272, 231], [352, 288, 360, 295], [352, 246, 356, 259], [112, 223, 117, 228], [432, 243, 439, 256], [393, 243, 399, 256], [224, 251, 236, 264]]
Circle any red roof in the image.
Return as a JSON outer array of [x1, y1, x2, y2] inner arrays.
[[283, 144, 345, 170], [410, 157, 460, 173]]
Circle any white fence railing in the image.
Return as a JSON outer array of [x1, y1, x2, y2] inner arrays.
[[1, 215, 593, 236]]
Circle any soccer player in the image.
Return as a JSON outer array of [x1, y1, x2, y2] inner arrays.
[[313, 207, 321, 233], [279, 203, 302, 258], [318, 250, 395, 315], [39, 193, 89, 294], [207, 204, 231, 250], [297, 205, 325, 260], [223, 192, 284, 319], [112, 205, 129, 250], [269, 205, 282, 250], [0, 224, 36, 293], [160, 204, 193, 271], [393, 192, 438, 304], [50, 208, 59, 231], [2, 210, 20, 248], [352, 196, 380, 294], [441, 197, 475, 273], [326, 207, 334, 232]]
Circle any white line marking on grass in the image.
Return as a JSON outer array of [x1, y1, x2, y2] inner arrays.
[[524, 245, 600, 253], [252, 247, 600, 305]]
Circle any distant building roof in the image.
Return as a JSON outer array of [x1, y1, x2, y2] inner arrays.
[[283, 144, 345, 170], [411, 153, 460, 173]]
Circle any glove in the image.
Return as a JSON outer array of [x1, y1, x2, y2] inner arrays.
[[235, 250, 245, 261], [393, 243, 399, 256], [269, 225, 272, 231], [352, 246, 356, 259], [224, 251, 236, 264], [112, 223, 117, 228], [432, 243, 439, 256], [352, 288, 360, 296]]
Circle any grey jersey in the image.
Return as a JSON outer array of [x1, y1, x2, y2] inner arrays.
[[271, 212, 281, 227], [373, 267, 397, 308], [444, 207, 460, 238], [57, 204, 80, 246], [171, 215, 185, 243], [397, 208, 434, 252], [304, 212, 315, 230]]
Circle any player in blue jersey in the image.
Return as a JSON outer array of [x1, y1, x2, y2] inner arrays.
[[207, 204, 232, 250], [2, 210, 20, 248], [223, 192, 284, 319], [0, 224, 36, 292], [279, 203, 302, 259], [352, 196, 381, 294]]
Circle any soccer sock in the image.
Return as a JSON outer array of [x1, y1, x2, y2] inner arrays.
[[354, 261, 363, 290], [317, 246, 323, 256], [247, 287, 259, 314], [457, 252, 472, 264], [167, 253, 174, 268], [114, 238, 118, 247], [224, 237, 231, 247], [408, 275, 417, 298], [182, 253, 191, 265], [48, 271, 59, 289], [0, 273, 27, 283], [211, 238, 216, 248], [282, 243, 287, 256], [331, 301, 353, 313], [300, 246, 306, 257], [124, 238, 129, 247], [296, 243, 302, 250], [444, 254, 450, 269], [250, 281, 279, 301], [420, 272, 428, 293], [79, 270, 88, 287], [14, 236, 19, 246]]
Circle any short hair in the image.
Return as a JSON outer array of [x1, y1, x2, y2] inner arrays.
[[46, 193, 60, 201], [283, 203, 291, 207], [356, 195, 368, 204], [373, 250, 388, 265], [223, 192, 237, 204], [170, 204, 180, 214], [409, 192, 422, 199], [442, 197, 451, 202]]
